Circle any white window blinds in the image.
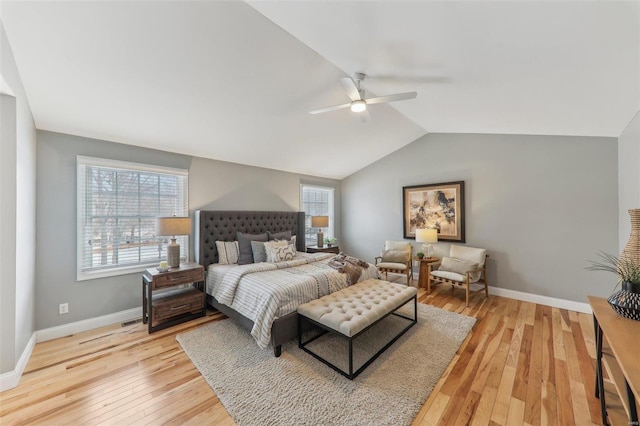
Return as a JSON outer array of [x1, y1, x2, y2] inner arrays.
[[300, 184, 335, 246], [77, 156, 189, 280]]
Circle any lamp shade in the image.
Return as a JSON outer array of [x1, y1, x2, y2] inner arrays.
[[156, 217, 192, 236], [311, 216, 329, 228], [416, 228, 438, 243]]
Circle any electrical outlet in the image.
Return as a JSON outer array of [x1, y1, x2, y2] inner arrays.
[[59, 303, 69, 315]]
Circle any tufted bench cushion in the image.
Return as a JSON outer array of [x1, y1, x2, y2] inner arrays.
[[298, 279, 418, 337]]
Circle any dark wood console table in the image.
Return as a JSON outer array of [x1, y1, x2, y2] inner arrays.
[[589, 296, 640, 426]]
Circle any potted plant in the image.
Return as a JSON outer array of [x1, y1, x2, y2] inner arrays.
[[416, 251, 425, 259], [587, 252, 640, 320], [324, 237, 337, 247]]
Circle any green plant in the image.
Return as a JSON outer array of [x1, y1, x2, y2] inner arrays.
[[324, 237, 337, 244], [416, 251, 425, 259], [586, 252, 640, 285]]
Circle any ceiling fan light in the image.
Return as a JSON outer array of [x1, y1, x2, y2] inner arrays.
[[350, 100, 367, 113]]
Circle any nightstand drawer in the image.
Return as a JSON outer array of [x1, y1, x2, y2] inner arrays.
[[152, 289, 204, 324], [153, 267, 204, 289]]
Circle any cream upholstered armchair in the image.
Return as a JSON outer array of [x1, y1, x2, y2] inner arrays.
[[374, 241, 413, 284], [427, 245, 489, 306]]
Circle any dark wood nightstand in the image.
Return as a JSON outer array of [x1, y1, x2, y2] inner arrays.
[[414, 256, 439, 289], [306, 245, 340, 254], [142, 262, 205, 333]]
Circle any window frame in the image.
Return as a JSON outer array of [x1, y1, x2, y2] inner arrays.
[[76, 156, 189, 281], [300, 183, 335, 247]]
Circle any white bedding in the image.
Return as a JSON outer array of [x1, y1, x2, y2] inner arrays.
[[206, 252, 381, 348]]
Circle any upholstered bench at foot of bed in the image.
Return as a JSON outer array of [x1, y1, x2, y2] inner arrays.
[[297, 278, 418, 379]]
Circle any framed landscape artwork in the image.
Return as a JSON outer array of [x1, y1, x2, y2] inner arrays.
[[403, 181, 465, 242]]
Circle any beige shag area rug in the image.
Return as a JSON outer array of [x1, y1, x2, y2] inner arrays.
[[176, 303, 475, 426]]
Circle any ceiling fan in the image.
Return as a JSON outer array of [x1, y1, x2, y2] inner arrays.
[[309, 72, 417, 121]]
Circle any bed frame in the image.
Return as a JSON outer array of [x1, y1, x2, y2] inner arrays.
[[194, 210, 307, 357]]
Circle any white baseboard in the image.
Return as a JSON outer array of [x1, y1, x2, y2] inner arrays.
[[489, 287, 592, 314], [415, 273, 592, 314], [0, 332, 36, 392], [36, 307, 142, 343]]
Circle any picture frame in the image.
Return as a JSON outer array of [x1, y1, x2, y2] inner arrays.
[[402, 181, 465, 242]]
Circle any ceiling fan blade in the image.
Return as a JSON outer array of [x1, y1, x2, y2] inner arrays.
[[365, 92, 417, 105], [359, 109, 371, 123], [309, 103, 352, 115], [366, 74, 451, 84], [340, 77, 362, 101]]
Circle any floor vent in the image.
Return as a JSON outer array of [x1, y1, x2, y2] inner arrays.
[[122, 318, 143, 327]]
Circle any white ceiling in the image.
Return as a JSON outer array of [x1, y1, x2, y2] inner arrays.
[[2, 1, 639, 180]]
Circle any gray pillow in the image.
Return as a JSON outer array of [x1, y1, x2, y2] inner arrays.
[[237, 232, 268, 265], [251, 240, 268, 263], [268, 230, 292, 241], [438, 256, 479, 276], [381, 249, 408, 263]]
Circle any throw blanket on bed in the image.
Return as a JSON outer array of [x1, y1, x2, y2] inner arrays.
[[327, 252, 371, 285]]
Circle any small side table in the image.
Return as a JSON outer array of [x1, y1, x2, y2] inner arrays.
[[414, 256, 439, 289], [142, 262, 205, 333], [307, 245, 340, 254]]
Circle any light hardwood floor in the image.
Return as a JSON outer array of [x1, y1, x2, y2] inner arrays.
[[0, 283, 604, 425]]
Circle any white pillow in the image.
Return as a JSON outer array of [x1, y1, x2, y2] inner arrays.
[[269, 244, 296, 262], [216, 240, 239, 265], [264, 240, 288, 263]]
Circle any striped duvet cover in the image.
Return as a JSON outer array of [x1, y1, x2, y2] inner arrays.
[[206, 253, 381, 348]]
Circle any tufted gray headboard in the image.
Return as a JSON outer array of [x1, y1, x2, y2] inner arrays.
[[194, 210, 306, 269]]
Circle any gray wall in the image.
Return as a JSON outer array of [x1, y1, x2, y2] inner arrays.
[[618, 111, 640, 252], [189, 157, 340, 227], [341, 133, 618, 303], [0, 22, 36, 375], [0, 93, 17, 374], [36, 130, 340, 329]]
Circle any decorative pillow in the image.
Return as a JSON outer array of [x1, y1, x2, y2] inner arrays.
[[438, 256, 479, 277], [216, 240, 239, 265], [381, 249, 408, 264], [264, 240, 289, 263], [272, 234, 297, 248], [250, 240, 268, 263], [270, 244, 296, 262], [268, 230, 292, 241], [236, 232, 268, 265]]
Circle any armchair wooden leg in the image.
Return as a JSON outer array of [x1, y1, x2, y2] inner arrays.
[[485, 283, 489, 298], [427, 275, 431, 294], [465, 283, 470, 307]]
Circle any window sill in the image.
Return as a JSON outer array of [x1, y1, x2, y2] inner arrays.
[[77, 262, 161, 282]]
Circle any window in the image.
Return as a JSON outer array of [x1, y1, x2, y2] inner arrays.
[[77, 156, 188, 280], [300, 184, 334, 246]]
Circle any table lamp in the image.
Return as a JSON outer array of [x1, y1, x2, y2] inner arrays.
[[416, 228, 438, 258], [311, 216, 329, 248], [156, 216, 191, 268]]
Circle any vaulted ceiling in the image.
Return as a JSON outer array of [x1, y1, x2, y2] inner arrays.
[[2, 1, 638, 179]]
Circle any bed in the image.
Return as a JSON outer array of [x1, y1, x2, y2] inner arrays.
[[194, 210, 380, 356]]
